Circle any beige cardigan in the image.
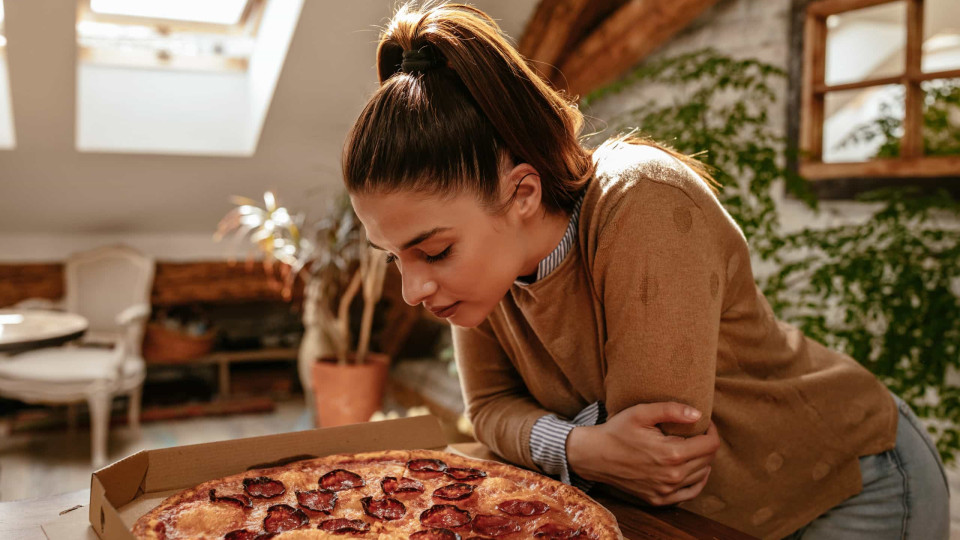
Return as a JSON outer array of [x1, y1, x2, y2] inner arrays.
[[452, 142, 898, 540]]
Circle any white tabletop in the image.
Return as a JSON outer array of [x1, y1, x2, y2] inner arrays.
[[0, 309, 88, 352]]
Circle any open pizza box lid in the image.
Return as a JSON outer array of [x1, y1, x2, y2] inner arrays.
[[42, 415, 452, 540]]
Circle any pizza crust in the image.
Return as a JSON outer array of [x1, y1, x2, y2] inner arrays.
[[131, 449, 623, 539]]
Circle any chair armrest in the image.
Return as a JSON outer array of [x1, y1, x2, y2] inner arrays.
[[116, 303, 151, 327], [12, 297, 63, 310]]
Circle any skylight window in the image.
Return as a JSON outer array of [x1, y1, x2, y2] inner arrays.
[[76, 0, 304, 156], [90, 0, 249, 25], [77, 0, 263, 71], [0, 1, 13, 149]]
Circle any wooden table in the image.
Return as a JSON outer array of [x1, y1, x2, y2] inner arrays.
[[0, 309, 88, 354], [0, 489, 91, 540]]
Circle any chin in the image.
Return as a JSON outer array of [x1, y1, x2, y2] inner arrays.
[[447, 303, 491, 328]]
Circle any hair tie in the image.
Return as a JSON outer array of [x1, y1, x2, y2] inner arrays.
[[401, 45, 438, 73]]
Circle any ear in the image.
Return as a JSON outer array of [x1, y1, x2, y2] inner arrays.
[[502, 162, 543, 220]]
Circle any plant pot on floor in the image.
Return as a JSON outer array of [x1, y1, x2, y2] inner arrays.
[[312, 352, 390, 428]]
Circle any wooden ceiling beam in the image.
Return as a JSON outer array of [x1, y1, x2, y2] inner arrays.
[[557, 0, 720, 97], [519, 0, 625, 85]]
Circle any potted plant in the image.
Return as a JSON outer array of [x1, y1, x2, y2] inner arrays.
[[215, 191, 390, 427]]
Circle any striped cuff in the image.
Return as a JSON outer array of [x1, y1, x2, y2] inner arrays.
[[529, 401, 606, 492]]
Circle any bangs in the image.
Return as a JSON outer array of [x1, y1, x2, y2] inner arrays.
[[343, 69, 506, 207]]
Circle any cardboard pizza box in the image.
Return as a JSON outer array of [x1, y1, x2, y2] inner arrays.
[[46, 415, 448, 540]]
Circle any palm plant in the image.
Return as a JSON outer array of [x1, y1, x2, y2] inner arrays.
[[215, 191, 388, 373]]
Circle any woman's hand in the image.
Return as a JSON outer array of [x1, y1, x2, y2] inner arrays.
[[566, 402, 720, 506]]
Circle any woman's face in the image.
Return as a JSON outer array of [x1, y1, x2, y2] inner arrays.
[[350, 164, 548, 328]]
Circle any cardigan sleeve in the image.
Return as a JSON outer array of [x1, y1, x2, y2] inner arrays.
[[529, 401, 607, 491], [592, 169, 732, 438], [452, 320, 558, 471]]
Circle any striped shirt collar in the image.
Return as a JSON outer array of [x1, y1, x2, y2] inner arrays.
[[514, 194, 584, 287]]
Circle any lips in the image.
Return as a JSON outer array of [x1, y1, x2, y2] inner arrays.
[[428, 302, 460, 318]]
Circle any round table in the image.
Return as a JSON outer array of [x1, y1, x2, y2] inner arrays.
[[0, 309, 88, 354]]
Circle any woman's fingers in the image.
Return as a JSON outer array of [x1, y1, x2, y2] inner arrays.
[[662, 420, 721, 464], [657, 466, 712, 506], [666, 455, 714, 484]]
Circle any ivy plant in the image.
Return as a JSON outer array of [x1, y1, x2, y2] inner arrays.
[[583, 49, 960, 464]]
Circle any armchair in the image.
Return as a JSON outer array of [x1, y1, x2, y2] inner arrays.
[[0, 245, 154, 466]]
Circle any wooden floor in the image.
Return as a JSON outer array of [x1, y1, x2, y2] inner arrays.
[[0, 399, 313, 502]]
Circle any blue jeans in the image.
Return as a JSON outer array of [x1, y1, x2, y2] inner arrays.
[[782, 391, 950, 539]]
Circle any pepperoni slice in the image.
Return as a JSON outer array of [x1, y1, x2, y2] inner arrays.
[[411, 528, 462, 540], [445, 468, 488, 482], [243, 477, 285, 499], [318, 518, 370, 533], [420, 504, 472, 529], [262, 504, 308, 534], [360, 496, 406, 520], [433, 483, 475, 501], [533, 524, 582, 538], [408, 458, 448, 476], [319, 469, 365, 491], [223, 531, 275, 540], [496, 499, 550, 517], [382, 476, 425, 495], [209, 489, 253, 509], [471, 515, 521, 537], [296, 489, 338, 513]]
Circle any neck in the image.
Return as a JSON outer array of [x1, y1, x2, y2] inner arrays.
[[518, 209, 571, 278]]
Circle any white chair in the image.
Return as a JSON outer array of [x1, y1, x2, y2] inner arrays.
[[0, 245, 154, 467]]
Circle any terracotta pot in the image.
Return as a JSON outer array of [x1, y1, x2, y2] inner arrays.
[[312, 352, 390, 428]]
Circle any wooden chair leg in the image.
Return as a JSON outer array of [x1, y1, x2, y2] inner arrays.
[[87, 391, 111, 468], [127, 385, 142, 433]]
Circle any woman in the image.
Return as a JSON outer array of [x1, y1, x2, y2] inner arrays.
[[342, 3, 950, 539]]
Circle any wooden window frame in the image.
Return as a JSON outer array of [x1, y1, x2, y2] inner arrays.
[[75, 0, 265, 72], [800, 0, 960, 181]]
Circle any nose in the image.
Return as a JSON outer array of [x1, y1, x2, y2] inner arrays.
[[400, 266, 438, 306]]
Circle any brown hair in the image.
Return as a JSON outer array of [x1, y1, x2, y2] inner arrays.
[[342, 2, 718, 215]]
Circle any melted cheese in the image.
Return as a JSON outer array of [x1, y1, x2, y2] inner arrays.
[[172, 501, 244, 536]]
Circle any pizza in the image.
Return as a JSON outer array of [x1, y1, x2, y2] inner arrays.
[[131, 448, 623, 539]]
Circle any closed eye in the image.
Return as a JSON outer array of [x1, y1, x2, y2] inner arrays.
[[425, 246, 452, 263], [384, 246, 452, 265]]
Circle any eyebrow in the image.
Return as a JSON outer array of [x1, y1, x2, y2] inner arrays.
[[368, 227, 451, 252]]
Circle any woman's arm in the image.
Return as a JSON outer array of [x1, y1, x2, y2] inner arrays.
[[567, 402, 720, 505], [452, 321, 565, 471], [572, 160, 737, 503], [593, 168, 729, 435]]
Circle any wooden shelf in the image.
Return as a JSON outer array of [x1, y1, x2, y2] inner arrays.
[[147, 347, 299, 399], [197, 347, 299, 364]]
